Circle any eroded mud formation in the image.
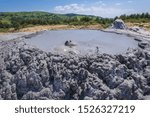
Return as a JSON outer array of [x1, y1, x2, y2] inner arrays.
[[0, 39, 150, 100]]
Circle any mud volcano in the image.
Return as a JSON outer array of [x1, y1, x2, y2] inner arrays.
[[0, 20, 150, 100]]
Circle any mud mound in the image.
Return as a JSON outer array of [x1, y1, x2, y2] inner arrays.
[[111, 19, 127, 29]]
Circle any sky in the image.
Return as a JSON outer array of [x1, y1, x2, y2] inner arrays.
[[0, 0, 150, 18]]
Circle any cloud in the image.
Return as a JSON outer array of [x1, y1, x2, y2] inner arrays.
[[127, 1, 133, 3], [95, 0, 103, 4], [95, 0, 106, 6], [53, 3, 134, 18], [115, 3, 122, 6]]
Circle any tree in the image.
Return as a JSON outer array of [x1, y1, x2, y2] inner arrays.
[[80, 16, 91, 22], [11, 21, 21, 30]]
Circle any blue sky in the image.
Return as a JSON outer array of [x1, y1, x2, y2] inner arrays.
[[0, 0, 150, 17]]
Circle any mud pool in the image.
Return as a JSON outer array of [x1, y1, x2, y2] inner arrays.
[[25, 30, 138, 55]]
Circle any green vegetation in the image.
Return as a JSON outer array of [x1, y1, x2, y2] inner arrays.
[[0, 11, 113, 32], [118, 12, 150, 23], [0, 12, 150, 32]]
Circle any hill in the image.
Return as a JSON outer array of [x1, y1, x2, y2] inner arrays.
[[0, 11, 112, 32]]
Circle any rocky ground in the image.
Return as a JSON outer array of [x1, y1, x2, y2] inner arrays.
[[0, 37, 150, 100]]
